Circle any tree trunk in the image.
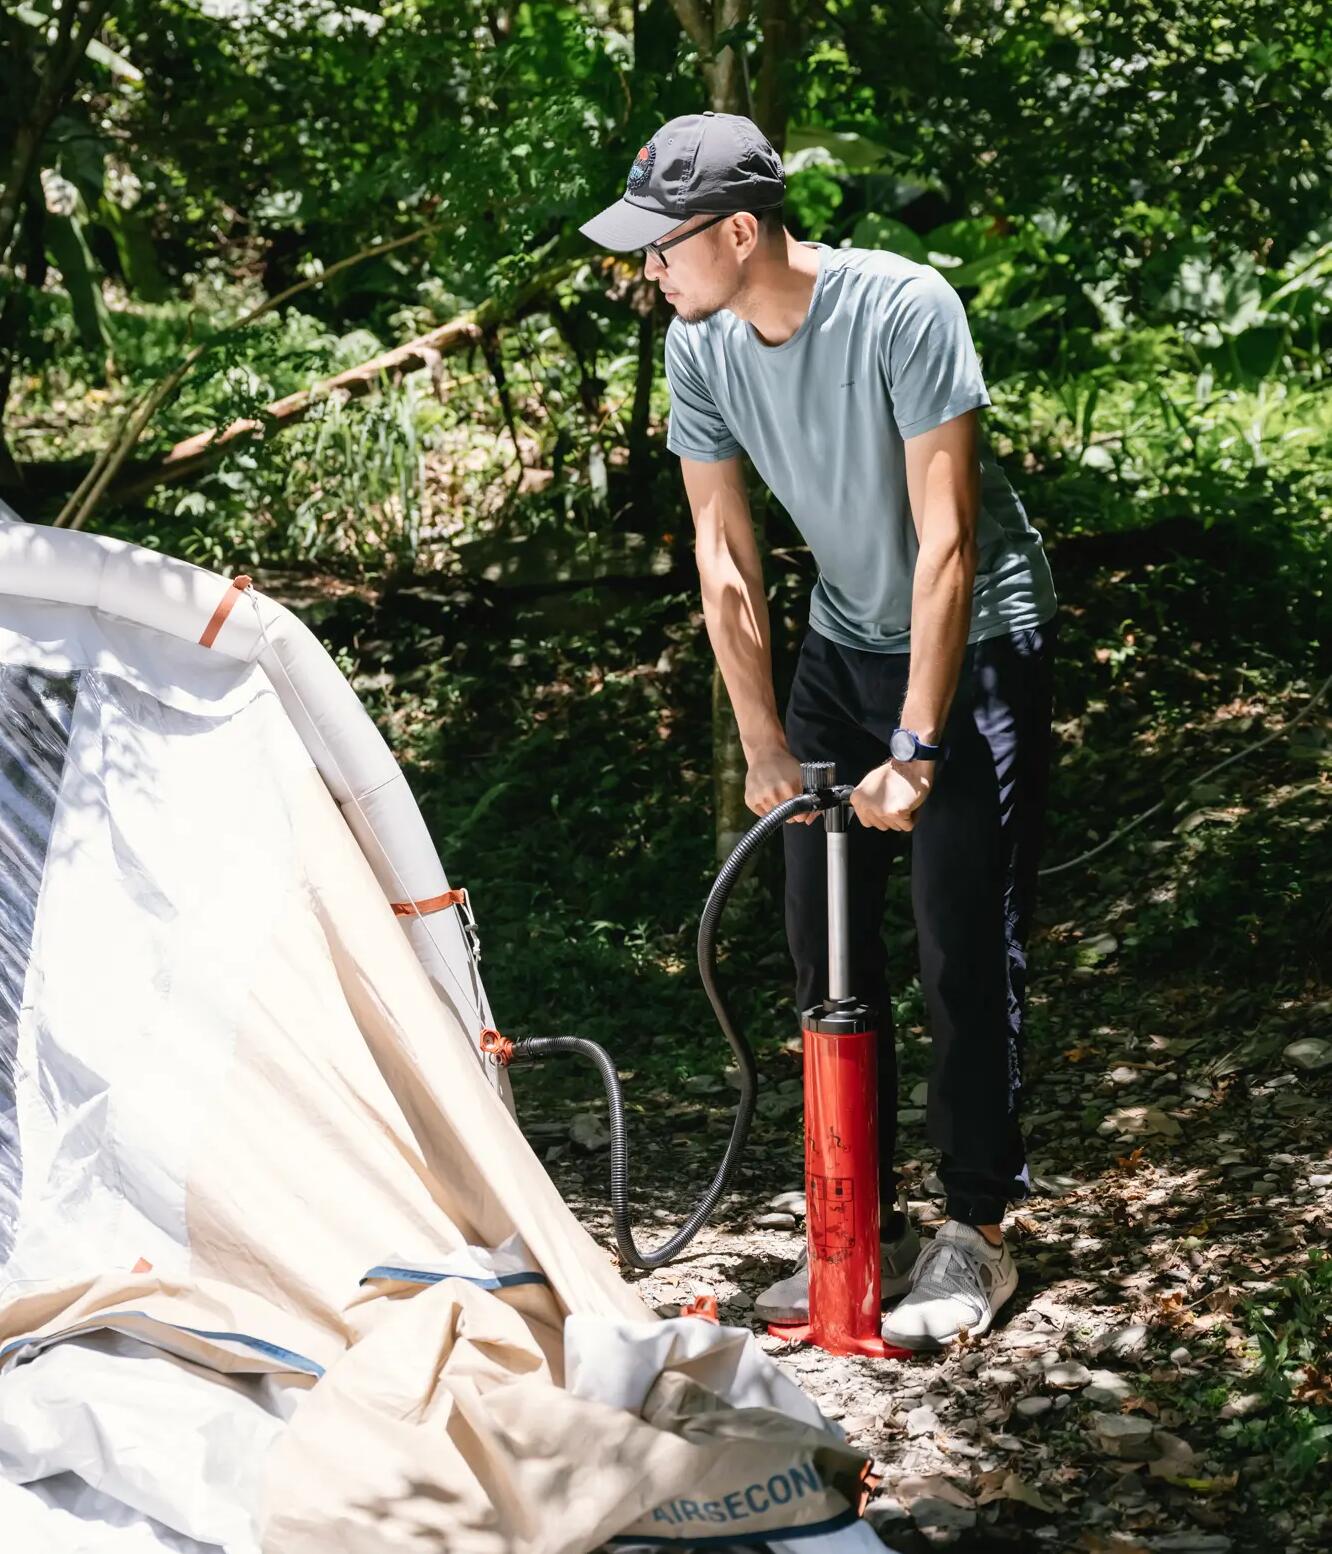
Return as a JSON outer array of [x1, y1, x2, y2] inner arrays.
[[0, 0, 113, 264], [547, 297, 603, 425], [0, 1, 114, 482], [628, 298, 658, 525], [708, 0, 752, 113], [666, 0, 755, 119], [712, 658, 752, 863], [754, 0, 797, 153], [664, 1, 760, 863], [480, 325, 523, 464]]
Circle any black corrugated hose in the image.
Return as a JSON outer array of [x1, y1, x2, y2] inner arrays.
[[502, 788, 849, 1270]]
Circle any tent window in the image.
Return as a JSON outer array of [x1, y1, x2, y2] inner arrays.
[[0, 667, 78, 1260]]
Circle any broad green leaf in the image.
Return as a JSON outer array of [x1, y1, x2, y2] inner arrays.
[[929, 248, 1014, 288], [466, 780, 514, 828], [784, 126, 889, 171], [43, 212, 112, 354], [853, 213, 926, 262], [100, 200, 169, 303]]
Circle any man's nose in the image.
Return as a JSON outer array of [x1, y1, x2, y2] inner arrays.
[[643, 249, 665, 282]]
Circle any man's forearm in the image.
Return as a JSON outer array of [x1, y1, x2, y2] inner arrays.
[[898, 530, 977, 744], [698, 542, 786, 758]]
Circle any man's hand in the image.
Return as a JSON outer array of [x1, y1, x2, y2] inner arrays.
[[851, 759, 934, 832], [745, 745, 820, 824]]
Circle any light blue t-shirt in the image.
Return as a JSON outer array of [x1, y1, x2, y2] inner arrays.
[[664, 242, 1057, 653]]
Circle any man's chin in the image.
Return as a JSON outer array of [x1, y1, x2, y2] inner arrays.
[[673, 300, 722, 325]]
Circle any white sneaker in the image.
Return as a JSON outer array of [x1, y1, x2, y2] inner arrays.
[[880, 1220, 1018, 1350], [753, 1191, 920, 1325]]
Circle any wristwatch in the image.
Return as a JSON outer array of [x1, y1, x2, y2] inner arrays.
[[889, 726, 944, 763]]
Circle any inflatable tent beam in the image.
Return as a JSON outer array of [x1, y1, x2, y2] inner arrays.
[[0, 500, 503, 1096]]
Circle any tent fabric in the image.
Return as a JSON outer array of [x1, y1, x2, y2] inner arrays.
[[0, 515, 891, 1554], [0, 501, 503, 1091]]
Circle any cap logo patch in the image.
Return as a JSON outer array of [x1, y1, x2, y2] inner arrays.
[[626, 141, 655, 194]]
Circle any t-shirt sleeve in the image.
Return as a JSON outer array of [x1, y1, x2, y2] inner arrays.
[[663, 321, 741, 462], [881, 268, 992, 440]]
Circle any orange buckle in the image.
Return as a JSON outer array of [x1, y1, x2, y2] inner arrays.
[[678, 1294, 719, 1325]]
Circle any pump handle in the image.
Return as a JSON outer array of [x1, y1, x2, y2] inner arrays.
[[800, 759, 837, 792]]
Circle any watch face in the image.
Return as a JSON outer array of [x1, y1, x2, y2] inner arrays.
[[890, 729, 914, 762]]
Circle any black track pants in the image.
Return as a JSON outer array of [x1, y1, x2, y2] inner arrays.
[[781, 618, 1057, 1226]]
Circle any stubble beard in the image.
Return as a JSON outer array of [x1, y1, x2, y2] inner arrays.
[[674, 299, 723, 325], [673, 270, 746, 327]]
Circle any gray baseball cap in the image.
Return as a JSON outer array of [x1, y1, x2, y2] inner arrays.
[[579, 111, 786, 252]]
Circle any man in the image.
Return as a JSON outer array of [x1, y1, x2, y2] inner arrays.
[[579, 111, 1058, 1350]]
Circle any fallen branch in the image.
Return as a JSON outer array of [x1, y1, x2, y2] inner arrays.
[[99, 247, 588, 511], [56, 225, 439, 529], [114, 316, 482, 499]]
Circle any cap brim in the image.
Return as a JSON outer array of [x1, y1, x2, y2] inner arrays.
[[578, 198, 682, 252]]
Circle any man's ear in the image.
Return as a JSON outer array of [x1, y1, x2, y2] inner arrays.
[[729, 211, 760, 258]]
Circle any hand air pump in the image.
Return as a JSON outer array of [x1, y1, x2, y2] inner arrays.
[[766, 760, 899, 1358], [486, 758, 904, 1359]]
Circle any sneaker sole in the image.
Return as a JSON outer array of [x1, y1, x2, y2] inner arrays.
[[754, 1266, 917, 1326], [881, 1268, 1019, 1351]]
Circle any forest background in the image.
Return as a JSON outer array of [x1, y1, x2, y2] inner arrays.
[[2, 4, 1329, 1548]]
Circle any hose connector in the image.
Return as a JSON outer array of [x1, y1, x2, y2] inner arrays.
[[800, 761, 854, 812], [480, 1027, 514, 1066]]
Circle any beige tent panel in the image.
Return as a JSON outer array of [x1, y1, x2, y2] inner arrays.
[[0, 515, 887, 1554]]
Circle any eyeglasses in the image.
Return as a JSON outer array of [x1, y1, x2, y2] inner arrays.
[[644, 212, 730, 269]]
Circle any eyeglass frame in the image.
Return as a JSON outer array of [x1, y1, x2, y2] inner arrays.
[[642, 211, 732, 269]]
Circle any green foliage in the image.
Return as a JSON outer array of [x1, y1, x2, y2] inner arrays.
[[0, 10, 1327, 1544], [361, 586, 749, 1087], [1222, 1253, 1332, 1493], [830, 0, 1332, 272], [41, 209, 111, 353], [2, 0, 648, 424], [162, 377, 439, 575], [107, 0, 630, 305], [996, 362, 1331, 570]]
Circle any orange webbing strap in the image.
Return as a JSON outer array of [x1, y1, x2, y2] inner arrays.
[[678, 1295, 719, 1324], [198, 575, 253, 648], [390, 888, 468, 918], [393, 886, 483, 971]]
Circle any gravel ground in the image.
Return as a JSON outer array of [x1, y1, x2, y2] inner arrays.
[[518, 1009, 1332, 1553]]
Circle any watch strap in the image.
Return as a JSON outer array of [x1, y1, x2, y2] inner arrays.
[[891, 726, 944, 761]]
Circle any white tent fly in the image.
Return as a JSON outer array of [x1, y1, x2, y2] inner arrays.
[[0, 504, 893, 1554]]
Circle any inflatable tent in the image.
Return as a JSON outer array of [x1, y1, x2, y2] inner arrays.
[[0, 503, 890, 1554]]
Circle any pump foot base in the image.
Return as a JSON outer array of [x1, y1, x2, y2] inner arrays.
[[765, 1321, 914, 1360]]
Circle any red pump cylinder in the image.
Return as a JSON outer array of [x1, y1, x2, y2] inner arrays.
[[769, 1001, 905, 1357], [767, 761, 912, 1359]]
